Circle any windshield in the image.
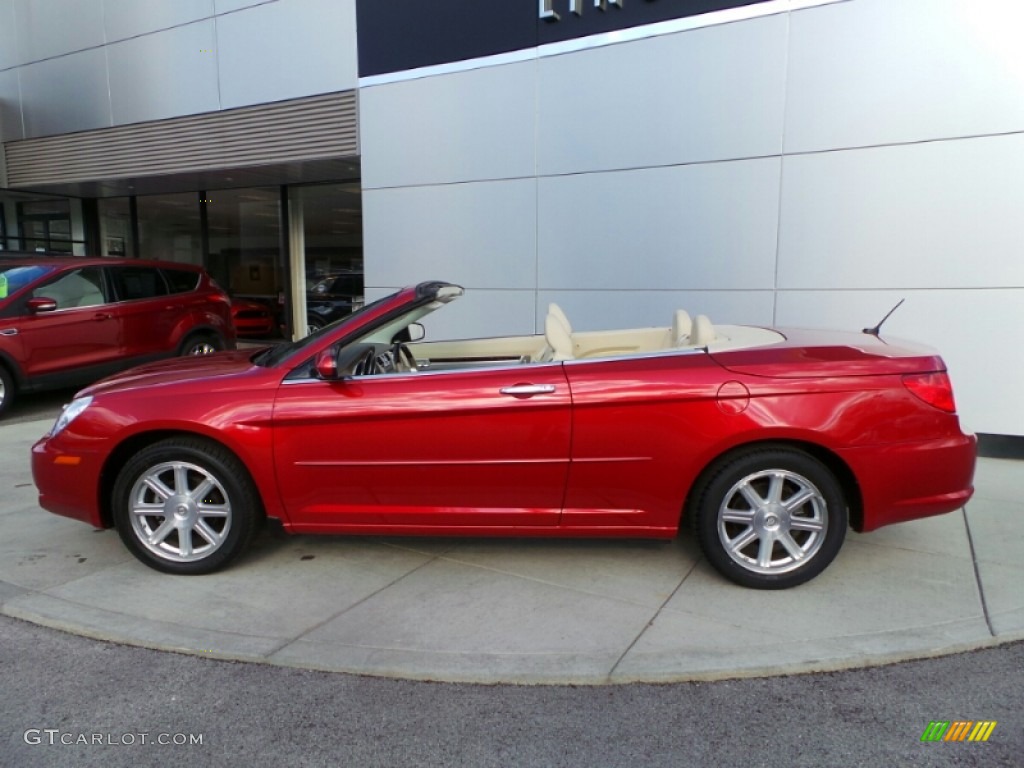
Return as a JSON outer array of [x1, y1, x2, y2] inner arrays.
[[0, 265, 56, 299], [252, 292, 397, 368]]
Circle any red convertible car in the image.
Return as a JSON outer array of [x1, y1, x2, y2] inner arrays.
[[32, 281, 975, 588]]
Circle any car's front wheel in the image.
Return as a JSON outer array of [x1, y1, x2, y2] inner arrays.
[[111, 438, 262, 574], [0, 365, 14, 418], [693, 447, 847, 589]]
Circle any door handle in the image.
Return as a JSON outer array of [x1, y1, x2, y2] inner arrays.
[[93, 312, 113, 321], [499, 384, 556, 397]]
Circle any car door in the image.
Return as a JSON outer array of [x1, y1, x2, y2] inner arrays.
[[15, 266, 121, 381], [106, 265, 178, 361], [272, 362, 572, 530], [560, 351, 729, 532]]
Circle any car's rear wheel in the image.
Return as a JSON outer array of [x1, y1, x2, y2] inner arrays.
[[112, 438, 262, 574], [0, 366, 14, 417], [180, 332, 222, 356], [693, 447, 847, 589]]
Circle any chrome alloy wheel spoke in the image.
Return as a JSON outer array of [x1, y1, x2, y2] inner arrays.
[[129, 461, 232, 563], [718, 469, 828, 575]]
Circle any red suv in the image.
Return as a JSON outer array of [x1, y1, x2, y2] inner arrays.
[[0, 256, 235, 417]]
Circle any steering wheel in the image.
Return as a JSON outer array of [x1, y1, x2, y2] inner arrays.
[[353, 347, 380, 377], [393, 342, 418, 373]]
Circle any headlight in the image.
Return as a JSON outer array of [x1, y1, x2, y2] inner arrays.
[[50, 396, 93, 436]]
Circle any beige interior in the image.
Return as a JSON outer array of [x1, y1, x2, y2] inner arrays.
[[411, 306, 784, 369]]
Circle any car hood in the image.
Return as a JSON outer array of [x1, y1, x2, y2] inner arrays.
[[79, 350, 266, 397]]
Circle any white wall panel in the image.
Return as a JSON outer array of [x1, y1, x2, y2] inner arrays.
[[107, 22, 220, 126], [537, 14, 787, 176], [214, 0, 272, 12], [775, 288, 1024, 436], [12, 0, 105, 62], [777, 134, 1024, 290], [786, 0, 1024, 153], [217, 0, 357, 109], [360, 61, 536, 190], [103, 0, 215, 42], [538, 158, 781, 291], [0, 1, 21, 69], [19, 49, 111, 137], [0, 69, 23, 141], [538, 290, 776, 334], [364, 179, 537, 290], [363, 286, 537, 341]]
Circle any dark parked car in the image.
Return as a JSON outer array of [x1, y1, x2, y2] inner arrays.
[[306, 272, 364, 333], [0, 256, 235, 416]]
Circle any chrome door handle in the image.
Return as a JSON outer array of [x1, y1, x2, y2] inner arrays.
[[499, 384, 556, 397], [0, 328, 17, 336]]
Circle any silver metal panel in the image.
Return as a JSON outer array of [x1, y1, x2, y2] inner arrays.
[[12, 0, 105, 62], [217, 0, 357, 109], [19, 48, 111, 137], [102, 0, 215, 42], [361, 60, 536, 189], [107, 21, 221, 125], [364, 180, 537, 290], [786, 0, 1024, 153], [0, 68, 24, 141], [214, 0, 273, 12], [537, 14, 787, 175], [0, 1, 22, 69], [6, 91, 356, 187], [777, 134, 1024, 290], [538, 158, 781, 291]]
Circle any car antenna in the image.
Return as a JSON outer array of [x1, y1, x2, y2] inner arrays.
[[862, 298, 905, 336]]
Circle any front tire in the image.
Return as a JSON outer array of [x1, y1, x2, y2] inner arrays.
[[0, 365, 14, 418], [112, 438, 262, 574], [694, 447, 847, 589]]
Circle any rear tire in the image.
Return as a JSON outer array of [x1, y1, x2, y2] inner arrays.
[[180, 332, 222, 356], [694, 447, 847, 589], [112, 437, 262, 574]]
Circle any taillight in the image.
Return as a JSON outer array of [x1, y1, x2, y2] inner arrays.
[[902, 372, 956, 413]]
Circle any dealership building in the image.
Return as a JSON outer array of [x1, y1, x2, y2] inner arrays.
[[0, 0, 1021, 437]]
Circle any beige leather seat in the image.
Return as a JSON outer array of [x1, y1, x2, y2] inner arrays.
[[548, 303, 571, 334], [689, 314, 715, 347], [543, 312, 574, 361], [672, 309, 692, 346]]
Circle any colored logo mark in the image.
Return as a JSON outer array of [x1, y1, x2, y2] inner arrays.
[[921, 720, 997, 742]]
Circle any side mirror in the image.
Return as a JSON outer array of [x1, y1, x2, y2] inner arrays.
[[407, 323, 425, 342], [313, 347, 340, 380], [27, 297, 58, 313]]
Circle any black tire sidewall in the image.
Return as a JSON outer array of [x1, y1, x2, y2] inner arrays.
[[695, 448, 847, 589], [0, 366, 13, 416], [111, 438, 259, 575], [179, 333, 222, 356]]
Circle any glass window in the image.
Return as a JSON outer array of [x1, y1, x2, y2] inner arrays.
[[98, 197, 135, 257], [32, 267, 106, 309], [108, 266, 168, 301], [206, 187, 282, 302], [18, 199, 81, 254], [137, 193, 202, 263], [161, 267, 200, 294], [299, 183, 363, 291]]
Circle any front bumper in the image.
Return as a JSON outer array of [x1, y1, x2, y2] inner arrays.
[[31, 434, 107, 528]]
